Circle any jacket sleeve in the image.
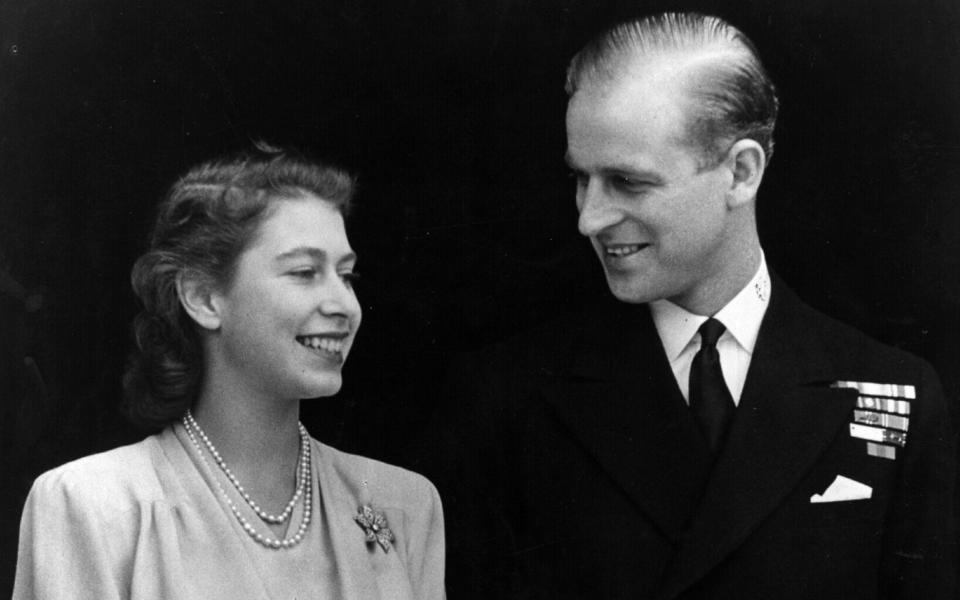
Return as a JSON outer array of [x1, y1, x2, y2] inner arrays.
[[881, 360, 958, 599], [406, 479, 447, 600], [427, 348, 527, 600], [13, 470, 130, 600]]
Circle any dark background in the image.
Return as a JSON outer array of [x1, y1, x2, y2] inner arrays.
[[1, 0, 959, 593]]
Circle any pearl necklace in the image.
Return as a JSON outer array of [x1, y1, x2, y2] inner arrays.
[[182, 411, 313, 549], [184, 410, 309, 524]]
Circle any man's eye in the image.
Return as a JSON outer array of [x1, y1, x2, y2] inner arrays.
[[568, 170, 588, 187], [613, 176, 648, 192]]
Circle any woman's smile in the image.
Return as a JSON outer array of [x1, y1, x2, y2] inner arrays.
[[209, 194, 362, 400], [296, 333, 349, 364]]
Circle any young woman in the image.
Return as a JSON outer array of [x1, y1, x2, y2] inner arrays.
[[13, 146, 445, 599]]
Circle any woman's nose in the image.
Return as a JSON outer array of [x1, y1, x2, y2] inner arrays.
[[319, 276, 361, 320]]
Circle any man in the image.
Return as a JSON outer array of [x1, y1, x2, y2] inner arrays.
[[437, 11, 957, 599]]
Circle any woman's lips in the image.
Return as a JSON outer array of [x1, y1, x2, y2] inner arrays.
[[296, 334, 347, 364]]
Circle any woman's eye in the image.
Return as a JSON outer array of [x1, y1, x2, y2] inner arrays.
[[339, 272, 360, 288], [290, 268, 317, 280]]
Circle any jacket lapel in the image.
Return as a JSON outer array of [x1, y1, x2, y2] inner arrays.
[[318, 441, 416, 600], [659, 278, 858, 598], [541, 299, 714, 542]]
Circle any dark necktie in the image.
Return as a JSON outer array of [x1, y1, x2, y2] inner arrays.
[[689, 318, 735, 453]]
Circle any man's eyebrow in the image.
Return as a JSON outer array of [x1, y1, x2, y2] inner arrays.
[[564, 153, 663, 184], [601, 166, 664, 185]]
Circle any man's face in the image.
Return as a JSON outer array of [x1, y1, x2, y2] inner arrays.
[[565, 68, 738, 312]]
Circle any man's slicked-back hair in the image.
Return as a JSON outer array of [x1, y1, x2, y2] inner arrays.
[[566, 12, 779, 167]]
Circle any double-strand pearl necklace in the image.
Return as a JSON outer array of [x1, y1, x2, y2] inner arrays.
[[184, 410, 309, 524], [182, 410, 313, 549]]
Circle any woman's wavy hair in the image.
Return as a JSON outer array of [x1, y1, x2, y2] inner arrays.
[[123, 143, 355, 430]]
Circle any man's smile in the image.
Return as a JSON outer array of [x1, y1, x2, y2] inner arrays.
[[602, 243, 650, 258]]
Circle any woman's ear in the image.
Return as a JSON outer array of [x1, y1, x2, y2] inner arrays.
[[724, 138, 767, 209], [176, 272, 223, 331]]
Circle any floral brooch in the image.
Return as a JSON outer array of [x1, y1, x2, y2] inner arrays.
[[354, 504, 395, 552]]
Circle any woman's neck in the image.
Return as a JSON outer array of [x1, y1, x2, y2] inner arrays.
[[190, 389, 304, 506]]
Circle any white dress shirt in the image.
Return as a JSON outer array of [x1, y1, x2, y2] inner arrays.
[[649, 254, 771, 405]]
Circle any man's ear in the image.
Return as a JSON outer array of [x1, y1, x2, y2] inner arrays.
[[176, 272, 223, 331], [724, 139, 766, 209]]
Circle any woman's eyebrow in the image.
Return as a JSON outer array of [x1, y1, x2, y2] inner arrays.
[[275, 247, 326, 262], [275, 247, 356, 265]]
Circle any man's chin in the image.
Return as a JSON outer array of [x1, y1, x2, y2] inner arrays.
[[605, 277, 656, 305]]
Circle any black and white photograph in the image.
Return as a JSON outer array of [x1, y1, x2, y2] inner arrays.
[[1, 0, 959, 597]]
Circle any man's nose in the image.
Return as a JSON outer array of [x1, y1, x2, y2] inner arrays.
[[577, 180, 620, 237]]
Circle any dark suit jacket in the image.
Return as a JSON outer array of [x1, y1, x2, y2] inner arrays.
[[435, 276, 957, 599]]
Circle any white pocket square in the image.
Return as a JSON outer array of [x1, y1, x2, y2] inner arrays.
[[810, 475, 872, 503]]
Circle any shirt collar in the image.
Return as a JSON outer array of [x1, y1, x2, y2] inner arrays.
[[650, 252, 771, 361]]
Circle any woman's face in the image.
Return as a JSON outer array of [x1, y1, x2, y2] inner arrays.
[[209, 193, 361, 401]]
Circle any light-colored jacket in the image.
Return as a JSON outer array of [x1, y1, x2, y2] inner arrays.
[[14, 425, 445, 599]]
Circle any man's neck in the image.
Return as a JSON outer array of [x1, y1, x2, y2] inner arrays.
[[670, 237, 762, 316]]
